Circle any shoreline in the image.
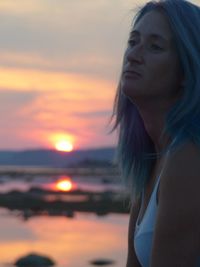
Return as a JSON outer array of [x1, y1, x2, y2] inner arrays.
[[0, 165, 119, 178], [0, 188, 130, 217]]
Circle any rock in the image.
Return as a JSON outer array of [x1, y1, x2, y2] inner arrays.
[[90, 258, 115, 265], [15, 253, 55, 266]]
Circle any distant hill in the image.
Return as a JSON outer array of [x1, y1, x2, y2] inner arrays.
[[0, 147, 116, 168]]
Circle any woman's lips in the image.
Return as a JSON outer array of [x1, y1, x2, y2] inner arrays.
[[123, 70, 142, 78]]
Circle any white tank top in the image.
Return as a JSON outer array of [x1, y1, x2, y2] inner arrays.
[[134, 173, 161, 267]]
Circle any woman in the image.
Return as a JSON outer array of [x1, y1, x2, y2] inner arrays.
[[111, 0, 200, 266]]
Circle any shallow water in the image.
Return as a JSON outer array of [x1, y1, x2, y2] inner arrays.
[[0, 175, 128, 266], [0, 208, 128, 267], [0, 174, 124, 193]]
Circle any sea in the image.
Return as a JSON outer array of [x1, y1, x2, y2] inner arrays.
[[0, 170, 129, 267]]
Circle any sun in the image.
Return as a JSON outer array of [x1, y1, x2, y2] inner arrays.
[[56, 179, 73, 192], [49, 133, 75, 152], [55, 140, 73, 152]]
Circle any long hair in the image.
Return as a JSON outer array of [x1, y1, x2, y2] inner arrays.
[[111, 0, 200, 204]]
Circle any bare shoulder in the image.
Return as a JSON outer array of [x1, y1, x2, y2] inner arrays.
[[161, 141, 200, 196], [159, 141, 200, 214], [165, 141, 200, 176], [150, 141, 200, 265], [155, 142, 200, 227]]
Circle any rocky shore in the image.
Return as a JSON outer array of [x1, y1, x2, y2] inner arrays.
[[0, 186, 130, 219]]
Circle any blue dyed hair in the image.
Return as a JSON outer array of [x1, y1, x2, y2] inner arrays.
[[111, 0, 200, 204]]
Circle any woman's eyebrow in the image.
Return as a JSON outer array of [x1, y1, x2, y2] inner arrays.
[[130, 30, 168, 42]]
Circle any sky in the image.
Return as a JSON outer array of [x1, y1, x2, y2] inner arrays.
[[0, 0, 144, 151], [0, 0, 198, 151]]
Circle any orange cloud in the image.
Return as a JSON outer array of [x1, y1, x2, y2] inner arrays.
[[0, 67, 114, 96], [0, 67, 116, 149]]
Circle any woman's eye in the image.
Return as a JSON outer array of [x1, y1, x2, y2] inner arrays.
[[151, 44, 163, 50], [127, 40, 163, 51], [128, 39, 137, 46]]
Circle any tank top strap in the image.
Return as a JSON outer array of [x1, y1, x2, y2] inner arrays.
[[155, 172, 162, 188], [141, 166, 162, 197], [154, 148, 170, 190], [140, 149, 170, 218]]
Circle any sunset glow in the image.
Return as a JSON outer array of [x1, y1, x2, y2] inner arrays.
[[49, 133, 75, 152], [56, 178, 73, 192], [55, 140, 73, 152], [0, 0, 124, 150]]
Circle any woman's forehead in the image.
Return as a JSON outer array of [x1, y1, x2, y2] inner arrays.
[[132, 10, 173, 42]]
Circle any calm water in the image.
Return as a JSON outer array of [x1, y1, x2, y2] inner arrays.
[[0, 175, 124, 193], [0, 175, 129, 267]]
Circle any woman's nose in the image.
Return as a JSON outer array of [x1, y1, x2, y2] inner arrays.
[[126, 45, 144, 64]]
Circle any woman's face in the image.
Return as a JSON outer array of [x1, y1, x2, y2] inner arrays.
[[121, 10, 183, 104]]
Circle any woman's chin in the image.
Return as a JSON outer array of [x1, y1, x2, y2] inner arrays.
[[121, 83, 139, 98]]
